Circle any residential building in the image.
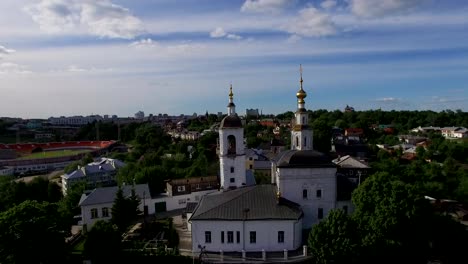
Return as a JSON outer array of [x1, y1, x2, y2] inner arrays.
[[246, 108, 260, 118], [61, 158, 125, 195], [79, 184, 152, 230], [135, 111, 145, 119], [0, 166, 14, 176], [441, 127, 468, 138]]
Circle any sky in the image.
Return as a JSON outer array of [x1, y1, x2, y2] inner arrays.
[[1, 0, 468, 119]]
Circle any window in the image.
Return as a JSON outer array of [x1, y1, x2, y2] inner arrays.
[[316, 189, 322, 198], [236, 231, 240, 243], [318, 208, 324, 219], [102, 207, 109, 217], [177, 185, 186, 192], [227, 135, 236, 154], [303, 189, 308, 199], [227, 231, 234, 243], [196, 184, 200, 190], [278, 231, 284, 243], [230, 178, 235, 183], [295, 136, 299, 147], [250, 231, 256, 243], [343, 205, 348, 214], [221, 231, 225, 243], [178, 199, 186, 204], [90, 208, 98, 219], [249, 165, 253, 169], [230, 167, 235, 173], [205, 231, 212, 243], [304, 137, 307, 147], [302, 117, 305, 123]]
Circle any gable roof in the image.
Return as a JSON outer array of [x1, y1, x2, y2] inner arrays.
[[78, 184, 150, 207], [190, 185, 302, 221], [332, 155, 370, 169]]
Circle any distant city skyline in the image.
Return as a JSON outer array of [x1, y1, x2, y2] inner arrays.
[[1, 0, 468, 118]]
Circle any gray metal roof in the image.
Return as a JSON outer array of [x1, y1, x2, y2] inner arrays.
[[332, 155, 370, 169], [190, 185, 303, 221], [78, 184, 150, 206]]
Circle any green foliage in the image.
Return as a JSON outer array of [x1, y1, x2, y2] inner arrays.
[[0, 200, 68, 263], [84, 220, 121, 263], [308, 209, 360, 264], [0, 177, 62, 212]]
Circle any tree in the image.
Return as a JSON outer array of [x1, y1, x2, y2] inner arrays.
[[0, 200, 68, 263], [84, 220, 121, 263], [352, 172, 432, 263], [308, 209, 360, 264], [111, 187, 140, 233]]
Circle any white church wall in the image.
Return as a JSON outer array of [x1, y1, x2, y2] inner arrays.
[[190, 219, 301, 253], [277, 167, 337, 228]]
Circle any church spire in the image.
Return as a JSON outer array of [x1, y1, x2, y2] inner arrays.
[[296, 64, 307, 111], [227, 84, 236, 115]]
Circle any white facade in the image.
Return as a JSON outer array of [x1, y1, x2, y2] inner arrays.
[[219, 87, 246, 190], [80, 196, 153, 229], [191, 219, 302, 253], [151, 189, 219, 212], [0, 166, 14, 176], [275, 167, 337, 229]]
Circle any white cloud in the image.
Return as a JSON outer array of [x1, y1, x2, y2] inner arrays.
[[129, 38, 157, 48], [0, 62, 31, 74], [241, 0, 290, 14], [24, 0, 143, 39], [210, 27, 242, 40], [284, 7, 337, 37], [321, 0, 337, 10], [0, 45, 16, 55], [350, 0, 427, 18], [375, 97, 400, 102], [210, 27, 226, 38], [286, 34, 302, 43], [226, 34, 242, 40], [67, 65, 87, 72], [24, 0, 77, 33], [80, 1, 143, 39]]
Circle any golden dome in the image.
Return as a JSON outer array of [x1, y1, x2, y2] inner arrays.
[[229, 85, 233, 98], [296, 88, 307, 100]]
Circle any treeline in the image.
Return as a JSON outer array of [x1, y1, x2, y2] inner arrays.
[[113, 123, 219, 194]]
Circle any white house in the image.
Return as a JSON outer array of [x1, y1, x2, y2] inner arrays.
[[190, 185, 303, 253], [0, 166, 14, 176], [61, 158, 125, 195], [78, 184, 152, 230], [441, 127, 468, 138]]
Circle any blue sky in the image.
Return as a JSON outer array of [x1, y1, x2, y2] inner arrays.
[[1, 0, 468, 118]]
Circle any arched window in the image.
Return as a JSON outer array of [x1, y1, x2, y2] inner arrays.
[[227, 135, 236, 154], [302, 117, 305, 124], [304, 137, 307, 147], [295, 136, 299, 147]]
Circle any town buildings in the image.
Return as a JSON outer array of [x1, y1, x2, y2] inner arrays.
[[61, 157, 125, 195], [190, 67, 351, 253]]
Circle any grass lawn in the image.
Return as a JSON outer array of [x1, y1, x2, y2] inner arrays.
[[17, 149, 91, 160]]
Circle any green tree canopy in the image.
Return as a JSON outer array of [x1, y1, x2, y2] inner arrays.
[[0, 200, 68, 263]]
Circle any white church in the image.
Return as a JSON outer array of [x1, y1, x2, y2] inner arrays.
[[189, 70, 351, 253]]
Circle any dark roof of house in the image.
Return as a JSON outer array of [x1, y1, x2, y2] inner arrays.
[[185, 202, 198, 213], [220, 114, 242, 128], [332, 155, 370, 169], [78, 184, 150, 206], [190, 185, 303, 221], [274, 150, 336, 168]]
